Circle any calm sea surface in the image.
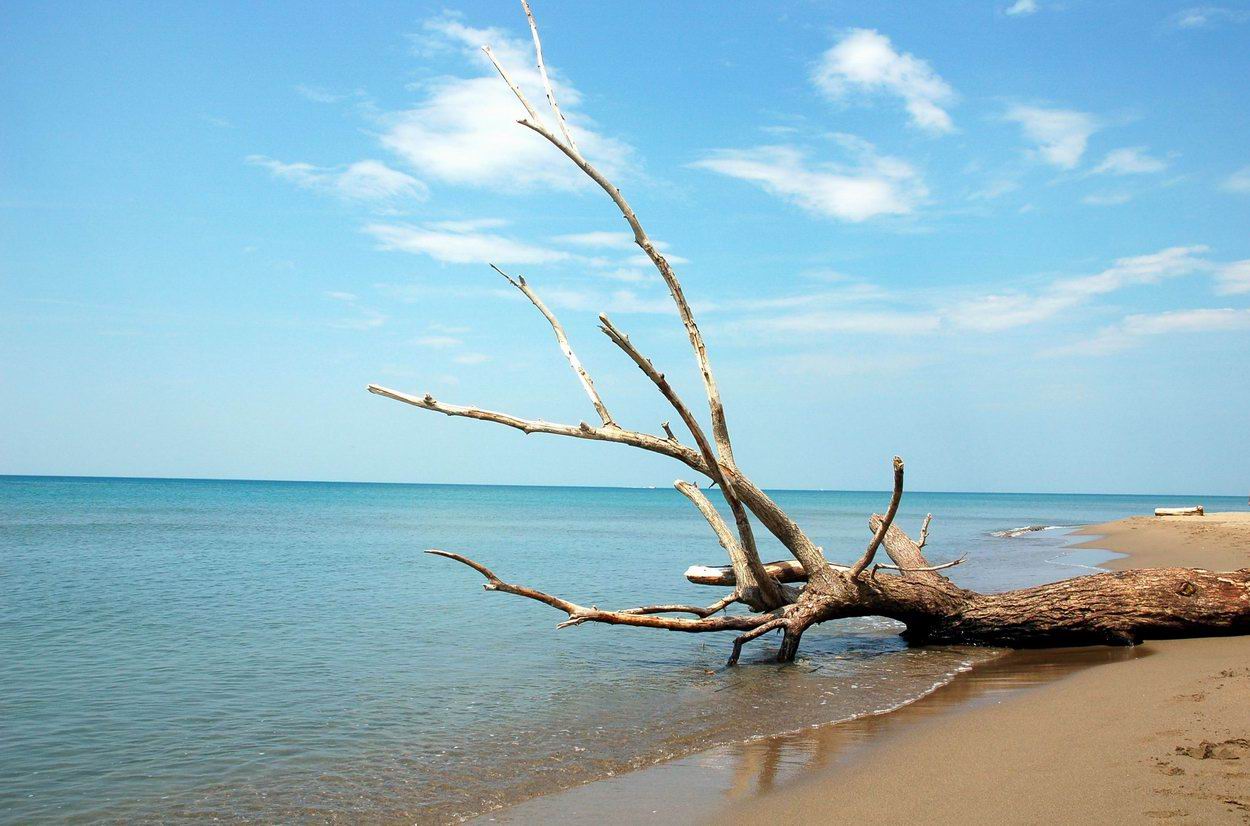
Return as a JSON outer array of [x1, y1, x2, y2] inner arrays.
[[2, 476, 1243, 823]]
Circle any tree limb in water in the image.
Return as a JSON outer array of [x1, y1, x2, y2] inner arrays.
[[366, 1, 1250, 665]]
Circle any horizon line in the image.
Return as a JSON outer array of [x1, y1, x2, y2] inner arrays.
[[1, 473, 1243, 501]]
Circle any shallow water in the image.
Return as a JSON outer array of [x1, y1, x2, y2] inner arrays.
[[1, 477, 1241, 823]]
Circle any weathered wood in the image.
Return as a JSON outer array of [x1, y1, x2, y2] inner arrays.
[[372, 1, 1250, 667], [1155, 506, 1204, 516]]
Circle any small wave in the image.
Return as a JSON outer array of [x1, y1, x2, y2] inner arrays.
[[991, 524, 1069, 538]]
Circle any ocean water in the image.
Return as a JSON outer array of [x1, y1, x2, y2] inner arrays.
[[2, 476, 1244, 824]]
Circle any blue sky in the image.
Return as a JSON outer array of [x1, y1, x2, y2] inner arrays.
[[2, 0, 1248, 494]]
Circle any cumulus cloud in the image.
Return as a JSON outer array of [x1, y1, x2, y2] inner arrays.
[[1222, 166, 1250, 193], [365, 222, 570, 264], [1005, 105, 1101, 169], [1005, 0, 1039, 15], [1092, 147, 1168, 175], [379, 19, 632, 191], [1050, 308, 1250, 355], [813, 29, 956, 133], [249, 156, 427, 202], [1215, 260, 1250, 294], [692, 137, 927, 222], [947, 246, 1211, 332]]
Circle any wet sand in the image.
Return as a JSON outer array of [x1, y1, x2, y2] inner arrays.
[[481, 511, 1250, 825]]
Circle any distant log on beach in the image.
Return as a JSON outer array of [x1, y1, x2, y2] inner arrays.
[[1155, 507, 1204, 517]]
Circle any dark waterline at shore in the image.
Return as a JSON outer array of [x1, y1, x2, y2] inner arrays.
[[2, 477, 1243, 823]]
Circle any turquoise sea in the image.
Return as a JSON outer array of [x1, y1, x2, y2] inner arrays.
[[2, 476, 1244, 823]]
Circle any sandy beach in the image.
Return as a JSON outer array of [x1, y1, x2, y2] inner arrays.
[[714, 511, 1250, 825], [485, 512, 1250, 825]]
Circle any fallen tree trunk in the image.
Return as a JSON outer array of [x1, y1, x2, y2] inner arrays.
[[365, 1, 1250, 667]]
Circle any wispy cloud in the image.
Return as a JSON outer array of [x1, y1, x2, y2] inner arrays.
[[692, 136, 927, 222], [1081, 192, 1132, 206], [453, 353, 491, 365], [812, 29, 956, 134], [1171, 6, 1250, 28], [1005, 105, 1101, 169], [378, 18, 633, 192], [1092, 147, 1168, 175], [1221, 166, 1250, 193], [945, 246, 1211, 332], [733, 310, 941, 336], [365, 222, 570, 265], [1004, 0, 1039, 16], [249, 156, 427, 202], [1215, 260, 1250, 295], [1049, 308, 1250, 355], [415, 335, 463, 348]]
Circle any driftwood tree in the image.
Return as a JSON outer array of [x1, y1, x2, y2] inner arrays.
[[368, 2, 1250, 664]]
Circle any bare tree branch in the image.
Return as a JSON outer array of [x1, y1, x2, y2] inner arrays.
[[483, 28, 738, 470], [917, 513, 933, 550], [520, 0, 578, 153], [873, 553, 967, 575], [599, 314, 785, 607], [619, 593, 737, 618], [481, 45, 546, 129], [427, 549, 773, 632], [727, 617, 787, 666], [368, 383, 691, 460], [850, 456, 906, 578], [675, 480, 785, 609], [491, 265, 614, 427], [868, 514, 945, 584]]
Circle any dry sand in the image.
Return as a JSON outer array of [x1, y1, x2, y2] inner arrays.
[[712, 511, 1250, 825]]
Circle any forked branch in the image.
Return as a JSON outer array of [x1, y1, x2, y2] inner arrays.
[[849, 456, 906, 577], [426, 549, 773, 633], [492, 264, 615, 427], [482, 30, 739, 470]]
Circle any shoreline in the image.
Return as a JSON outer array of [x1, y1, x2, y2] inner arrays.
[[478, 512, 1250, 824]]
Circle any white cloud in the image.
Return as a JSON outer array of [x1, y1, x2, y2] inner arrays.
[[947, 245, 1211, 332], [1081, 192, 1132, 206], [813, 29, 956, 133], [1005, 105, 1100, 169], [249, 156, 427, 201], [415, 335, 463, 348], [330, 309, 387, 330], [692, 138, 927, 222], [1215, 260, 1250, 294], [1005, 0, 1039, 15], [324, 291, 358, 302], [454, 353, 491, 365], [552, 231, 636, 250], [378, 19, 633, 191], [1092, 147, 1168, 175], [1221, 166, 1250, 193], [1172, 6, 1250, 28], [1050, 308, 1250, 355], [365, 222, 570, 265], [733, 310, 941, 336]]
